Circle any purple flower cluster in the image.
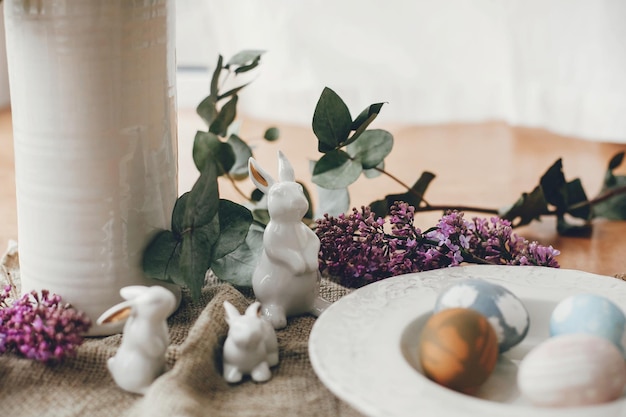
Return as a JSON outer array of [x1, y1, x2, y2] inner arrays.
[[0, 286, 91, 363], [316, 203, 560, 287]]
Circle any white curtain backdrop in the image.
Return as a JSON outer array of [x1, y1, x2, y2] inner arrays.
[[176, 0, 626, 143]]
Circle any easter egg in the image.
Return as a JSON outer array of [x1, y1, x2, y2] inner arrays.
[[434, 278, 529, 352], [518, 333, 626, 407], [550, 293, 626, 357], [419, 308, 499, 394]]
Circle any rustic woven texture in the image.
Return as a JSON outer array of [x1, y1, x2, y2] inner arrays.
[[0, 246, 363, 417]]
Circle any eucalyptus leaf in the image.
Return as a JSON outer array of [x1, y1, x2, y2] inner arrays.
[[345, 102, 385, 146], [363, 161, 384, 179], [315, 186, 350, 218], [211, 224, 265, 287], [209, 95, 238, 137], [225, 50, 265, 68], [210, 55, 223, 97], [226, 134, 253, 180], [564, 178, 590, 220], [592, 151, 626, 220], [312, 150, 362, 189], [539, 159, 567, 211], [217, 83, 250, 101], [171, 192, 190, 236], [499, 185, 549, 227], [180, 218, 220, 300], [346, 129, 393, 169], [183, 159, 220, 229], [234, 56, 261, 74], [142, 230, 181, 283], [264, 127, 280, 142], [193, 131, 236, 175], [556, 215, 592, 237], [369, 172, 435, 218], [312, 87, 353, 153], [214, 199, 253, 259], [252, 209, 270, 226], [196, 95, 217, 128], [251, 188, 264, 202]]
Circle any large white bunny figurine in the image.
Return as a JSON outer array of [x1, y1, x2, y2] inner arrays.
[[248, 151, 330, 329], [96, 285, 177, 395], [223, 300, 279, 383]]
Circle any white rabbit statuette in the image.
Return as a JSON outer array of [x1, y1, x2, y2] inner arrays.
[[223, 300, 279, 383], [248, 151, 331, 329], [96, 285, 177, 395]]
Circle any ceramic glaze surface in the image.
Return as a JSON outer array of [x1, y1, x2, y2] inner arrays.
[[434, 278, 530, 352], [97, 285, 177, 395], [550, 294, 626, 357], [4, 0, 178, 335], [309, 265, 626, 417], [223, 301, 279, 383], [248, 151, 330, 329]]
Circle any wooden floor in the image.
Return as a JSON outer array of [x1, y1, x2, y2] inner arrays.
[[2, 107, 626, 277]]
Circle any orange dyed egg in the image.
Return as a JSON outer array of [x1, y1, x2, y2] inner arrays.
[[419, 308, 499, 394]]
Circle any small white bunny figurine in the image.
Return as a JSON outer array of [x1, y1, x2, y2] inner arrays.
[[96, 285, 177, 395], [223, 300, 279, 383], [248, 151, 330, 329]]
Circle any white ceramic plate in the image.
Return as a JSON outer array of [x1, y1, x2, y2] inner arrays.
[[309, 265, 626, 417]]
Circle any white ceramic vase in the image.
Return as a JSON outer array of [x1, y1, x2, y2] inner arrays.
[[4, 0, 178, 335]]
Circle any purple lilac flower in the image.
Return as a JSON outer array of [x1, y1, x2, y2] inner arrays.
[[316, 204, 560, 287], [0, 286, 91, 363]]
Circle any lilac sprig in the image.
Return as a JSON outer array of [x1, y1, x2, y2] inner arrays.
[[0, 286, 91, 363], [316, 203, 560, 287]]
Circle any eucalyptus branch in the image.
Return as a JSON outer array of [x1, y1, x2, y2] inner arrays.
[[568, 184, 626, 211], [372, 165, 432, 207], [225, 172, 253, 203]]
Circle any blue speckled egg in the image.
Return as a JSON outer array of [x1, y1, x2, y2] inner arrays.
[[550, 294, 626, 357], [434, 278, 530, 353]]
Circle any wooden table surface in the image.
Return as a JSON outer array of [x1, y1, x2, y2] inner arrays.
[[2, 107, 625, 277]]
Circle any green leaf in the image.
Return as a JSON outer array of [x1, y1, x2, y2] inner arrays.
[[217, 83, 250, 101], [556, 215, 592, 237], [211, 224, 265, 287], [252, 208, 270, 226], [499, 185, 549, 227], [345, 102, 385, 146], [346, 129, 393, 169], [183, 159, 220, 229], [193, 131, 236, 175], [210, 55, 224, 97], [312, 150, 362, 189], [312, 87, 353, 153], [214, 199, 253, 259], [179, 218, 220, 300], [226, 134, 253, 180], [196, 95, 218, 128], [564, 178, 590, 220], [171, 192, 189, 236], [369, 172, 436, 218], [363, 161, 383, 179], [540, 159, 567, 211], [263, 127, 280, 142], [225, 50, 265, 68], [209, 95, 238, 137], [142, 230, 181, 283], [592, 151, 626, 220], [251, 188, 264, 202]]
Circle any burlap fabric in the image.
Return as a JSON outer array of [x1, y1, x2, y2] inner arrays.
[[0, 244, 363, 417]]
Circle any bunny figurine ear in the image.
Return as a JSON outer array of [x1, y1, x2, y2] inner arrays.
[[120, 285, 149, 301], [223, 301, 242, 324], [245, 301, 262, 318], [277, 151, 295, 182], [248, 157, 275, 194], [97, 300, 134, 326]]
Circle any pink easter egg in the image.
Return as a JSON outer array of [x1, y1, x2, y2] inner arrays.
[[518, 333, 626, 407]]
